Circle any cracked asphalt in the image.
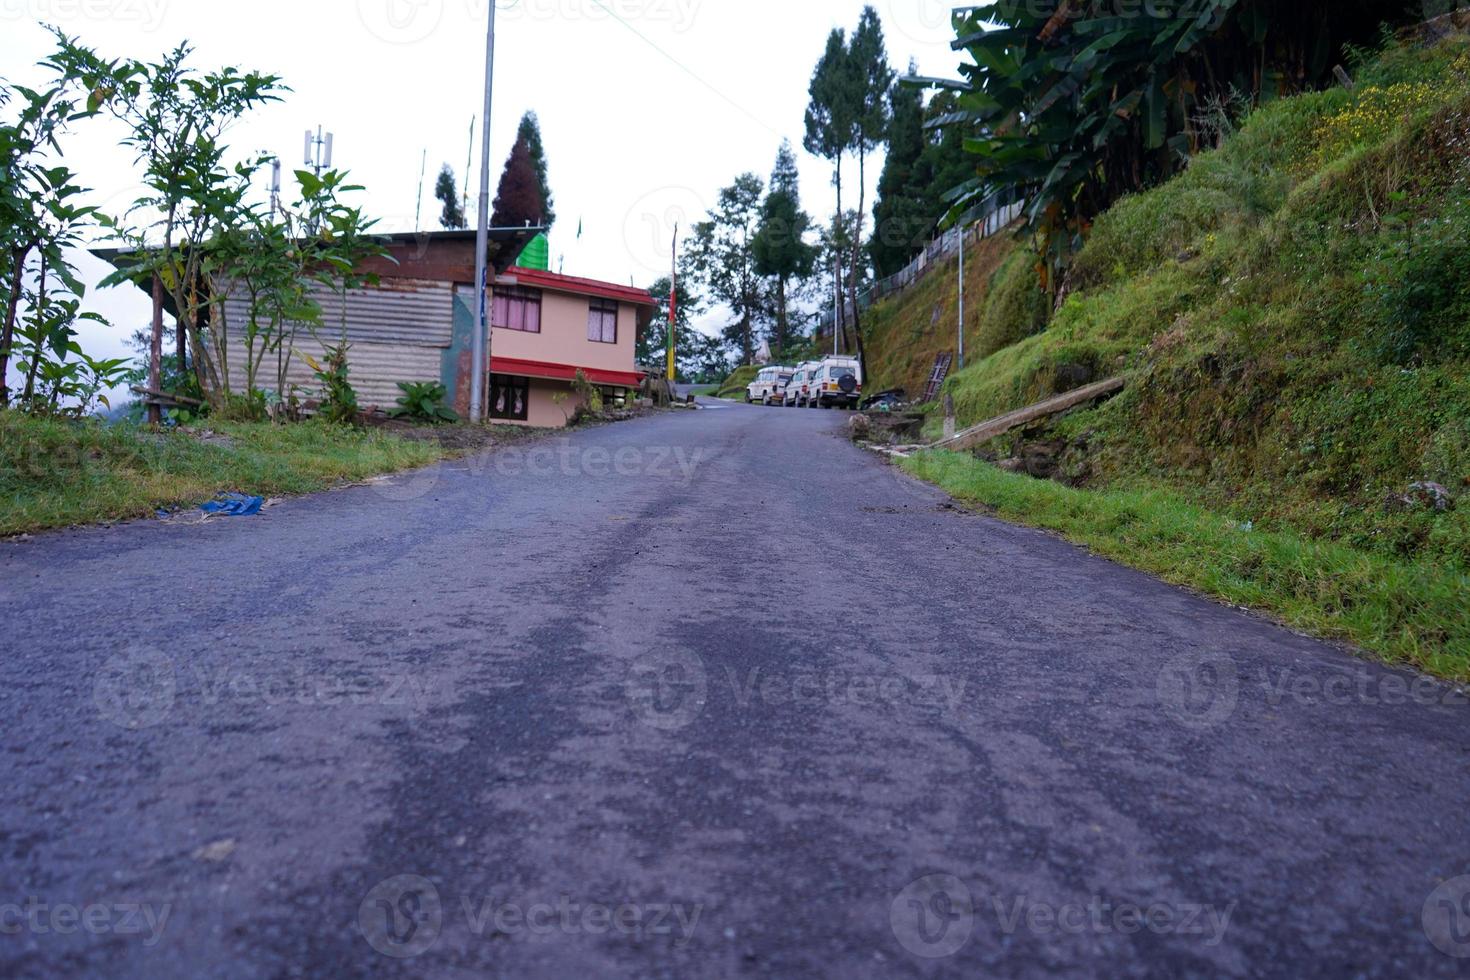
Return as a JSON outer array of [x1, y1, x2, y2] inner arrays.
[[2, 398, 1469, 978]]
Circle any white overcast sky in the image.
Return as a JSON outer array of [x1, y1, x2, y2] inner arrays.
[[1, 0, 968, 374]]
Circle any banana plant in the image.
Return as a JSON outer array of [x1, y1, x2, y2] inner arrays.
[[929, 0, 1409, 288]]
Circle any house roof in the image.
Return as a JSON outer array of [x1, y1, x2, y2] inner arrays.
[[89, 228, 546, 316], [499, 266, 657, 309]]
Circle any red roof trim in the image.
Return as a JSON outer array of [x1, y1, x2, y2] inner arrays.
[[502, 266, 656, 308], [491, 356, 644, 388]]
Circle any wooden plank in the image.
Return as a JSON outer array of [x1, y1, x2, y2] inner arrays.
[[931, 376, 1125, 453], [131, 384, 204, 406]]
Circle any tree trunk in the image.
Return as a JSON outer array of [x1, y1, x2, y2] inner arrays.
[[22, 251, 48, 406], [834, 159, 845, 352], [176, 310, 187, 373], [0, 245, 32, 408], [148, 274, 164, 425], [849, 148, 870, 389], [775, 276, 788, 354]]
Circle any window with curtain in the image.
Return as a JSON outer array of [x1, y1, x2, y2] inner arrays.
[[587, 299, 618, 344], [489, 375, 530, 421], [492, 287, 542, 333]]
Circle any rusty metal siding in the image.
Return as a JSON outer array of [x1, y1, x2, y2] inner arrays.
[[219, 278, 454, 348], [218, 277, 454, 410]]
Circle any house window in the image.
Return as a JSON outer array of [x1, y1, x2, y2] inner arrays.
[[493, 287, 542, 333], [587, 299, 618, 344], [490, 375, 530, 421]]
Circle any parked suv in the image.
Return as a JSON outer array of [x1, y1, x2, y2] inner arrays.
[[785, 362, 823, 407], [746, 366, 792, 405], [810, 359, 863, 409]]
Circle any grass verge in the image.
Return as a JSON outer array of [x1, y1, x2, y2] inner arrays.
[[901, 450, 1470, 682], [1, 414, 447, 536], [715, 365, 759, 400]]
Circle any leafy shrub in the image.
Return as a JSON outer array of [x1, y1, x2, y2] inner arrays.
[[1364, 195, 1470, 364], [304, 342, 357, 424], [388, 381, 460, 423], [572, 369, 603, 417]]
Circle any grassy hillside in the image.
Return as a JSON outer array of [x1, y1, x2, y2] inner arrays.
[[871, 32, 1470, 677], [715, 365, 759, 400], [860, 229, 1030, 399]]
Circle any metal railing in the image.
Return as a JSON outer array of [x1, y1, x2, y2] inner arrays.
[[819, 195, 1025, 337]]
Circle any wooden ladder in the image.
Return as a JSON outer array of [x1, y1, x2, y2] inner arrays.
[[922, 353, 954, 404]]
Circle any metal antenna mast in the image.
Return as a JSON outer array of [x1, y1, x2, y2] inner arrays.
[[305, 126, 335, 176]]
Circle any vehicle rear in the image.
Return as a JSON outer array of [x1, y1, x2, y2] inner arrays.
[[769, 371, 794, 405], [813, 360, 862, 409], [745, 367, 790, 404]]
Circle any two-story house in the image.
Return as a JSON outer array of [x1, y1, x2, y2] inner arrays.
[[98, 230, 655, 428], [486, 266, 656, 427]]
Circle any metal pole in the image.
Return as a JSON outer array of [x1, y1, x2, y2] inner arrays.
[[957, 225, 966, 371], [832, 257, 840, 357], [666, 223, 678, 383], [470, 2, 497, 423]]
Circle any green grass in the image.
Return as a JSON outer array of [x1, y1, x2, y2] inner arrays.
[[0, 414, 445, 535], [861, 228, 1020, 400], [715, 365, 760, 400], [852, 33, 1470, 581], [901, 450, 1470, 681]]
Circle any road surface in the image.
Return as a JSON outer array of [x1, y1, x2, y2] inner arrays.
[[3, 399, 1468, 978]]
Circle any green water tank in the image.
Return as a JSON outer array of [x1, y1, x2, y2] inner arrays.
[[517, 233, 550, 270]]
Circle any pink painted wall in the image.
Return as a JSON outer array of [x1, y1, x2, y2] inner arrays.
[[490, 287, 638, 374]]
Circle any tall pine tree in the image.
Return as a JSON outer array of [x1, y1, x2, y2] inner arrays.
[[435, 164, 467, 230], [870, 64, 928, 277], [843, 5, 894, 386], [752, 141, 817, 356], [689, 173, 765, 366], [516, 111, 555, 231], [491, 136, 544, 229], [804, 27, 861, 348]]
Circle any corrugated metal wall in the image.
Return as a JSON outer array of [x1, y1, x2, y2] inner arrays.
[[219, 278, 454, 410]]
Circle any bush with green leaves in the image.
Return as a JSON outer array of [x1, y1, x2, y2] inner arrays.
[[388, 381, 459, 424], [304, 343, 357, 425]]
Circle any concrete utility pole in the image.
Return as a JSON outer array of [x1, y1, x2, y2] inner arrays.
[[957, 225, 966, 371], [470, 3, 498, 423]]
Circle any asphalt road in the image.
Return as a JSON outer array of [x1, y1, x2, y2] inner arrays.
[[3, 399, 1469, 978]]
